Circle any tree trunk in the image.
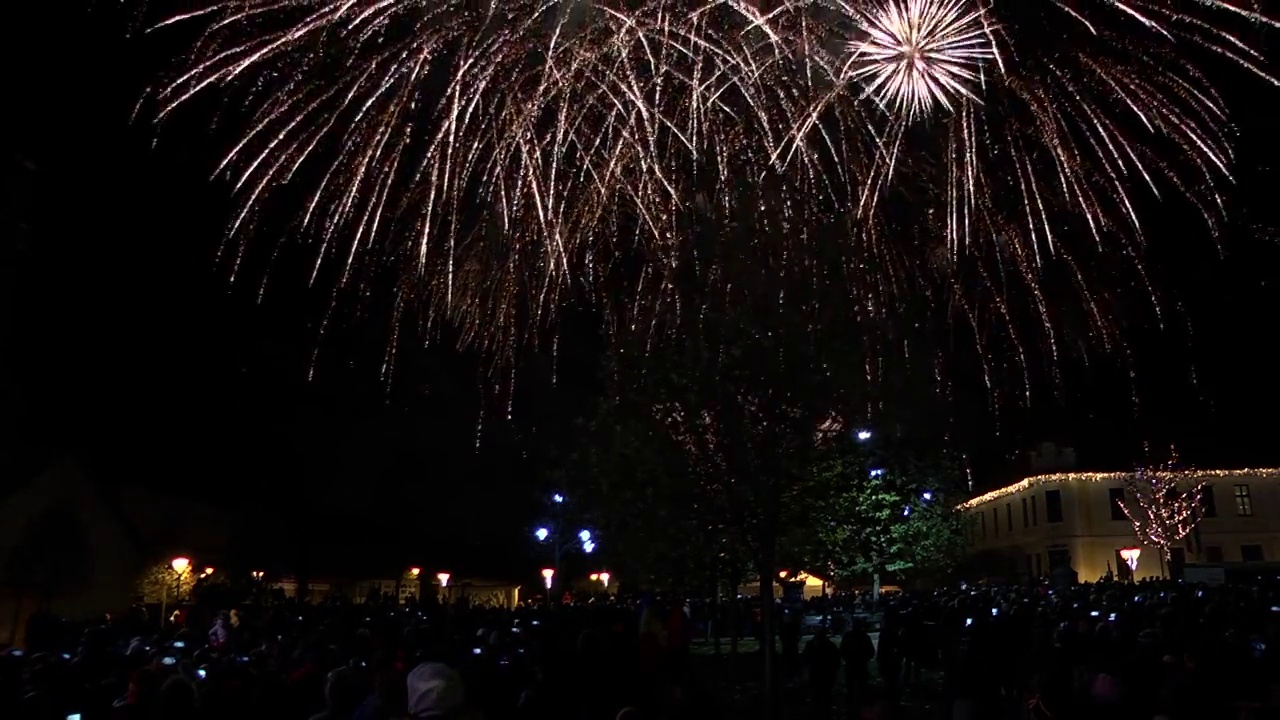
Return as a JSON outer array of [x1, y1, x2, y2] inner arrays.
[[730, 566, 740, 656], [872, 571, 881, 609], [712, 563, 722, 656], [759, 553, 777, 717]]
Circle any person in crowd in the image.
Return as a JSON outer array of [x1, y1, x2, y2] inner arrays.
[[841, 617, 876, 712]]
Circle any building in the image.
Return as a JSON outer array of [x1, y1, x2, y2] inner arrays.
[[958, 467, 1280, 583], [0, 461, 145, 646]]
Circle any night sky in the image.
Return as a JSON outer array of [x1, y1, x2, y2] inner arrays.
[[5, 3, 1280, 569]]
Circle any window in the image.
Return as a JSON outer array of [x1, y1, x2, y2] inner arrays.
[[1233, 484, 1253, 516], [1006, 503, 1013, 532], [1200, 485, 1217, 518], [980, 512, 987, 539], [1241, 544, 1264, 562], [1205, 546, 1224, 563], [1047, 547, 1070, 570], [1031, 495, 1038, 526], [1045, 490, 1064, 523], [1109, 488, 1127, 521], [993, 508, 1000, 537], [1022, 498, 1029, 528]]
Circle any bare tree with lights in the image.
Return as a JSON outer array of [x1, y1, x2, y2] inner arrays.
[[1118, 450, 1206, 576]]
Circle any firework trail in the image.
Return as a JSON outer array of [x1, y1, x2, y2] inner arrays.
[[146, 0, 1276, 401], [774, 0, 1277, 399], [148, 1, 859, 360]]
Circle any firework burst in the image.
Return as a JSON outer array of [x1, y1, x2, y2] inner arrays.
[[146, 1, 862, 366], [145, 0, 1278, 408], [772, 0, 1278, 402], [845, 0, 996, 118]]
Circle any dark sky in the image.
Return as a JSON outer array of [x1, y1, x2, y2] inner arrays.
[[4, 1, 1280, 563]]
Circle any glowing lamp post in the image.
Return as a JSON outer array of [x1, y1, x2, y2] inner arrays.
[[1120, 547, 1141, 576], [598, 572, 610, 588], [251, 570, 264, 580], [541, 568, 555, 590], [436, 572, 450, 588], [408, 567, 421, 578], [162, 557, 191, 624]]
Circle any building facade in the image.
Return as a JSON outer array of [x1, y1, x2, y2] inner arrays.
[[959, 468, 1280, 582]]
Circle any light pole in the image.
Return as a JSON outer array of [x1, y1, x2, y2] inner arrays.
[[1120, 547, 1141, 580], [541, 568, 555, 606], [532, 492, 597, 598], [436, 572, 451, 604], [162, 557, 190, 625]]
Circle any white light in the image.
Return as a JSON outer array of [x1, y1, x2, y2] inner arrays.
[[856, 430, 872, 441], [534, 527, 549, 541], [903, 507, 912, 516], [870, 468, 885, 477], [578, 529, 591, 542], [583, 540, 596, 553], [922, 491, 933, 501], [552, 493, 564, 503]]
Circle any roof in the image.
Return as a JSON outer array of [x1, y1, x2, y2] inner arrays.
[[956, 467, 1280, 511]]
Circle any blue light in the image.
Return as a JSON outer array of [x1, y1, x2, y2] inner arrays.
[[578, 529, 591, 542], [534, 527, 549, 541], [856, 430, 872, 441], [583, 540, 596, 553], [552, 493, 565, 504], [922, 491, 933, 501], [902, 507, 912, 516], [869, 468, 885, 478]]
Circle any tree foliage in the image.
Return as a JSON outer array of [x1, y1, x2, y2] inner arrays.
[[803, 436, 966, 583], [135, 562, 195, 604]]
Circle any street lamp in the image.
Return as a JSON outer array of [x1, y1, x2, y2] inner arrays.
[[598, 572, 610, 588], [251, 571, 264, 580], [162, 557, 191, 625], [552, 493, 565, 504], [436, 572, 450, 588], [1120, 547, 1142, 576], [408, 567, 421, 578], [541, 568, 555, 590], [856, 430, 872, 441], [534, 527, 549, 541]]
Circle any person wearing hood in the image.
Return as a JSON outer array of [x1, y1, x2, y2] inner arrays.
[[406, 662, 479, 719]]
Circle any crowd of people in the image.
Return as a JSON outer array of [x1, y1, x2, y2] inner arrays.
[[2, 577, 1279, 719]]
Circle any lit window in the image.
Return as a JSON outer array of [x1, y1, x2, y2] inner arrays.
[[1233, 484, 1253, 517]]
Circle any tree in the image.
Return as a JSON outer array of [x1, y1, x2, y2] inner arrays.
[[804, 436, 966, 596], [574, 391, 743, 592], [1118, 455, 1205, 573], [136, 561, 196, 609]]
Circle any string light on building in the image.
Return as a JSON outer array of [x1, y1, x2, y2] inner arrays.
[[956, 467, 1280, 511]]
